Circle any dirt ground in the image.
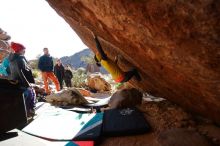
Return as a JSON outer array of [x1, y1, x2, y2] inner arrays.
[[99, 100, 220, 146]]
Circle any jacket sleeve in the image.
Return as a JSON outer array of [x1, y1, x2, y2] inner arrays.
[[24, 57, 35, 84], [94, 36, 108, 60], [38, 57, 43, 71], [53, 65, 59, 76], [2, 57, 10, 75], [50, 57, 54, 71], [70, 70, 73, 78], [17, 59, 30, 87], [61, 66, 65, 78]]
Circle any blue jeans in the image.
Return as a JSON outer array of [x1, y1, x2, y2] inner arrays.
[[23, 87, 36, 112]]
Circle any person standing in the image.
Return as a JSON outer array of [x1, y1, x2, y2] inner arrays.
[[54, 59, 64, 89], [9, 42, 36, 116], [64, 65, 73, 87], [38, 48, 60, 94]]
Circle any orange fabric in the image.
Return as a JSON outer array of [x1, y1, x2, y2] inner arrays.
[[42, 72, 60, 94], [78, 89, 91, 96], [73, 141, 94, 146], [115, 74, 125, 83]]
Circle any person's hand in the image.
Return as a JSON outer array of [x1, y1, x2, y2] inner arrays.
[[29, 83, 35, 89], [96, 62, 101, 67]]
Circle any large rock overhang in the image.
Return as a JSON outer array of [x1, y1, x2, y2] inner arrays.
[[46, 0, 220, 123]]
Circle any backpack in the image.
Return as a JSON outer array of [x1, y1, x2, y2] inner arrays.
[[0, 79, 27, 133]]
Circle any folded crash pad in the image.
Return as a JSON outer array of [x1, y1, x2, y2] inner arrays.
[[70, 141, 94, 146], [22, 103, 103, 141], [103, 108, 151, 136], [0, 129, 81, 146]]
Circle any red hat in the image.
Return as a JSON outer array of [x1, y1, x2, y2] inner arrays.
[[11, 42, 25, 53]]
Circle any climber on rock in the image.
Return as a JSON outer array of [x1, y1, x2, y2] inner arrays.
[[91, 32, 141, 84]]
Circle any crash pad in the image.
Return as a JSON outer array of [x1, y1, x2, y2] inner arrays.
[[22, 103, 103, 141], [85, 96, 111, 107], [0, 129, 79, 146]]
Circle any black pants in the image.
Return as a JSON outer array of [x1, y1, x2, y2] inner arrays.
[[58, 79, 63, 89], [64, 79, 72, 87], [121, 69, 141, 83]]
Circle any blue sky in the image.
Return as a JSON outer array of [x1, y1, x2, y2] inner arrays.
[[0, 0, 87, 60]]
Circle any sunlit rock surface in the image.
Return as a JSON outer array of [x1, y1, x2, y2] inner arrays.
[[47, 0, 220, 122]]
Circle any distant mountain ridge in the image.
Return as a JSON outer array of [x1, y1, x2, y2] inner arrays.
[[60, 48, 107, 74], [60, 48, 91, 68]]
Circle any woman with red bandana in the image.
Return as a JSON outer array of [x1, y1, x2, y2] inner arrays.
[[8, 42, 36, 116]]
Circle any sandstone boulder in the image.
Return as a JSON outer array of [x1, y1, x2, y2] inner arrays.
[[87, 75, 111, 92], [0, 28, 10, 61], [0, 28, 10, 41], [77, 88, 91, 96], [157, 128, 212, 146], [109, 88, 143, 109], [47, 0, 220, 122], [0, 41, 9, 61], [45, 88, 88, 106]]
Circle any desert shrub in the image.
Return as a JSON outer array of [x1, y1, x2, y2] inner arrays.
[[80, 53, 95, 64], [32, 69, 40, 78], [72, 68, 87, 88]]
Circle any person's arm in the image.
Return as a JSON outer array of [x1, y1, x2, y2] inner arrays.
[[94, 36, 108, 60], [24, 57, 35, 84], [61, 65, 65, 78], [38, 57, 42, 71], [20, 69, 31, 87], [50, 57, 54, 71], [17, 60, 30, 87], [70, 70, 73, 79]]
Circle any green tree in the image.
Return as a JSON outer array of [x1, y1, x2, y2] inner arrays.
[[80, 53, 95, 64]]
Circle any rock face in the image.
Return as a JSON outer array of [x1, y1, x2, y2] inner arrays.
[[87, 74, 111, 92], [0, 28, 10, 61], [47, 0, 220, 122], [157, 128, 212, 146], [109, 88, 143, 109], [45, 88, 88, 106]]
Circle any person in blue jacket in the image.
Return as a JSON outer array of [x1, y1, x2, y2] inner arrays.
[[38, 48, 60, 94]]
